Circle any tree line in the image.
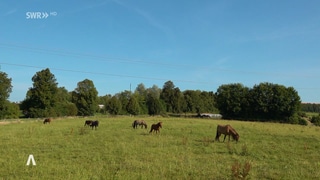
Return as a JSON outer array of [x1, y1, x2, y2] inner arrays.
[[301, 103, 320, 113], [0, 68, 312, 125]]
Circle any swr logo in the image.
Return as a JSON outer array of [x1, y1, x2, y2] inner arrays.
[[26, 12, 49, 19]]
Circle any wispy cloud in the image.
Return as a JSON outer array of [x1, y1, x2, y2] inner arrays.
[[236, 26, 318, 43], [3, 8, 17, 16], [112, 0, 173, 37]]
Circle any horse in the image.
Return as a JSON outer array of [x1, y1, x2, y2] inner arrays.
[[132, 120, 147, 129], [149, 122, 162, 134], [43, 118, 51, 124], [90, 120, 99, 130], [84, 120, 93, 127], [215, 124, 239, 142]]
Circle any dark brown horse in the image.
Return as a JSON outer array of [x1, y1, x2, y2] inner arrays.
[[215, 124, 239, 142], [132, 120, 147, 129], [149, 122, 162, 134], [43, 118, 51, 124], [90, 120, 99, 130], [84, 120, 93, 127]]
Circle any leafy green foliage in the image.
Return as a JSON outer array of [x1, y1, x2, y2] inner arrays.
[[106, 96, 122, 115], [311, 115, 320, 126], [0, 71, 14, 119], [21, 68, 59, 118], [216, 83, 249, 119], [146, 93, 163, 115], [71, 79, 98, 116], [301, 103, 320, 113], [126, 96, 140, 115], [0, 101, 20, 119], [216, 83, 301, 123], [0, 71, 12, 103], [160, 80, 182, 113], [2, 67, 305, 124]]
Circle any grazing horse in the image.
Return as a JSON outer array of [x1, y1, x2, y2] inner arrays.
[[84, 120, 93, 127], [149, 122, 162, 134], [132, 120, 147, 129], [43, 118, 51, 124], [90, 120, 99, 130], [215, 124, 239, 142]]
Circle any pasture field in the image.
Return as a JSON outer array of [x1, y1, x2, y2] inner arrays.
[[0, 116, 320, 180]]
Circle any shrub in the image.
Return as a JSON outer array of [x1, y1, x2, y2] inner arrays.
[[311, 115, 320, 126], [231, 161, 251, 180]]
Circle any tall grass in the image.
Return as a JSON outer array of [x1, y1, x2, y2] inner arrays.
[[0, 117, 320, 179]]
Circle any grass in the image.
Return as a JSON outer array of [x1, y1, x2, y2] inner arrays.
[[0, 117, 320, 179]]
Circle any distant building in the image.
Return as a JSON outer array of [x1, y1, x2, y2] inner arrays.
[[199, 113, 222, 118]]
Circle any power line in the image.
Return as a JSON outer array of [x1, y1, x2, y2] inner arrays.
[[0, 42, 315, 78], [0, 62, 213, 84]]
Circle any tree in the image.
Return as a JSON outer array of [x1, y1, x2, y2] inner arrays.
[[134, 83, 148, 114], [146, 93, 162, 116], [53, 87, 77, 116], [160, 81, 181, 113], [145, 85, 163, 116], [21, 68, 59, 118], [215, 83, 250, 119], [126, 96, 140, 115], [249, 83, 301, 122], [216, 82, 301, 123], [199, 91, 217, 113], [0, 72, 12, 103], [71, 79, 98, 116], [116, 90, 131, 114], [98, 94, 111, 114], [0, 71, 13, 119], [183, 90, 201, 113], [106, 96, 122, 115]]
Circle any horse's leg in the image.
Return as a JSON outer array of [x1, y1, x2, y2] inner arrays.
[[223, 134, 227, 142], [217, 134, 221, 142]]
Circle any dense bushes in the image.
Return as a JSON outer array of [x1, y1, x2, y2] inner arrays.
[[311, 115, 320, 126], [215, 83, 301, 123]]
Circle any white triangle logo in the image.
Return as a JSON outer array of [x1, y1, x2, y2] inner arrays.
[[26, 154, 36, 166]]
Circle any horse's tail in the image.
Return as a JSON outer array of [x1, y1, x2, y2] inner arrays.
[[215, 131, 219, 140], [215, 126, 220, 141]]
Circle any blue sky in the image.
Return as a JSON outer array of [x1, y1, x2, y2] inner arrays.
[[1, 0, 320, 103]]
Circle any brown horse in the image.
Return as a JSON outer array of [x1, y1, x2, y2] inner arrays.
[[132, 120, 147, 129], [84, 120, 93, 127], [149, 122, 162, 134], [215, 124, 239, 142], [43, 118, 51, 124]]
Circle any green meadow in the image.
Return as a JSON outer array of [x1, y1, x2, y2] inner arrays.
[[0, 117, 320, 180]]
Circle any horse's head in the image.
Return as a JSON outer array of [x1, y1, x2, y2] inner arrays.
[[232, 133, 239, 142], [159, 122, 162, 128]]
